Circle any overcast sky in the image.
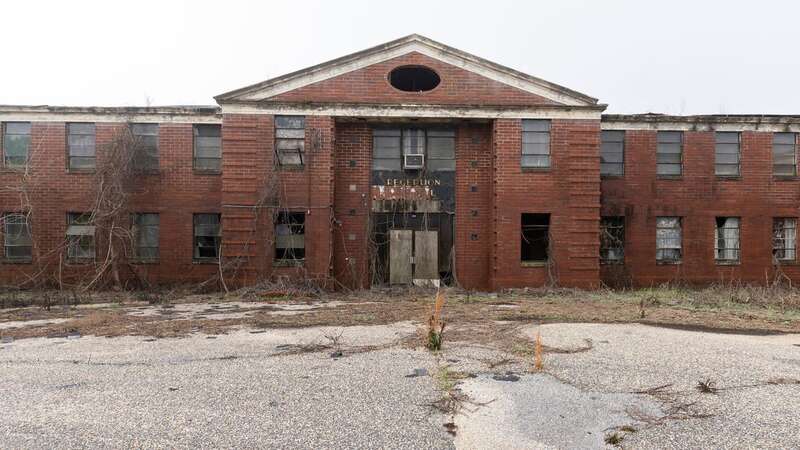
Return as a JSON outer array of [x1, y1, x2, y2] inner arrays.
[[2, 0, 798, 115]]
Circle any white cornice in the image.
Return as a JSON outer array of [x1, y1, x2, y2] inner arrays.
[[220, 102, 603, 120]]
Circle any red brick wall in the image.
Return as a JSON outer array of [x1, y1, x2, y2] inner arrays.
[[0, 121, 222, 287], [491, 119, 601, 289], [601, 129, 800, 286], [269, 52, 557, 106], [454, 123, 493, 290], [332, 123, 372, 289], [220, 114, 335, 287]]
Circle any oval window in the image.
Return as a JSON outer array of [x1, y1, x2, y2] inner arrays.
[[389, 66, 440, 92]]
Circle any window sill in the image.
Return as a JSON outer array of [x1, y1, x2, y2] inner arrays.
[[773, 176, 798, 182], [65, 258, 95, 265], [715, 176, 741, 181], [276, 165, 306, 171], [521, 261, 548, 267], [0, 166, 28, 174], [273, 259, 305, 267], [521, 167, 551, 173], [1, 258, 33, 265], [600, 260, 624, 266], [131, 259, 159, 265], [656, 260, 682, 265], [193, 259, 219, 265], [601, 175, 624, 180], [715, 260, 740, 266], [66, 169, 96, 174], [657, 175, 683, 181], [193, 169, 222, 176], [774, 260, 800, 266], [134, 170, 161, 176]]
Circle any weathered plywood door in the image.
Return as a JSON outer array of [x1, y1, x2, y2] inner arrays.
[[389, 230, 413, 284], [414, 231, 439, 282]]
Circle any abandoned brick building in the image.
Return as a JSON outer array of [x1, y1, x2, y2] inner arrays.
[[2, 34, 800, 290]]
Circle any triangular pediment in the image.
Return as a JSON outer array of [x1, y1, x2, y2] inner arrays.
[[216, 34, 598, 107]]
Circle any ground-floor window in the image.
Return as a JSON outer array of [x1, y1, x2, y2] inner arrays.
[[275, 212, 305, 264], [66, 212, 95, 261], [656, 217, 682, 262], [193, 214, 221, 260], [3, 213, 32, 261], [600, 217, 624, 263], [521, 213, 550, 263], [715, 217, 740, 262], [773, 217, 797, 262], [132, 213, 159, 261]]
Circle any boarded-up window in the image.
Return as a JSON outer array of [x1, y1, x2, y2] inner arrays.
[[521, 213, 549, 262], [521, 119, 551, 168], [715, 132, 740, 176], [600, 217, 624, 263], [773, 218, 796, 262], [194, 124, 222, 172], [3, 213, 32, 261], [193, 213, 221, 260], [131, 124, 159, 171], [773, 133, 797, 177], [66, 212, 95, 260], [656, 217, 682, 262], [601, 130, 624, 176], [3, 122, 31, 168], [275, 212, 305, 262], [67, 123, 96, 170], [372, 129, 402, 171], [657, 131, 683, 176], [132, 213, 159, 261], [275, 116, 305, 166], [715, 217, 740, 262]]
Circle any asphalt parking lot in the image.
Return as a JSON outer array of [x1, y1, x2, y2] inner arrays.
[[2, 316, 799, 449]]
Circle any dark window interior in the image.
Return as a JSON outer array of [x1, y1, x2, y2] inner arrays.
[[389, 66, 440, 92], [275, 212, 305, 261], [521, 213, 550, 262]]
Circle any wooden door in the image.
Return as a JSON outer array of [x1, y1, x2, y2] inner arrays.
[[414, 231, 439, 281], [389, 229, 413, 284]]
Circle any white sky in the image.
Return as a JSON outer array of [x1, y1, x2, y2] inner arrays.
[[1, 0, 798, 115]]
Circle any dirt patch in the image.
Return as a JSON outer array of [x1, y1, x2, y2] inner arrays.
[[2, 287, 800, 343]]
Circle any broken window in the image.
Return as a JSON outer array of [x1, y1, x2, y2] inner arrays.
[[521, 119, 551, 169], [600, 217, 624, 263], [773, 133, 797, 177], [275, 115, 305, 166], [131, 123, 159, 172], [657, 131, 683, 176], [3, 213, 32, 261], [656, 217, 682, 262], [194, 124, 222, 172], [3, 122, 31, 168], [193, 213, 221, 260], [67, 123, 96, 170], [521, 214, 550, 263], [773, 218, 796, 262], [715, 132, 740, 176], [389, 66, 440, 92], [600, 130, 624, 176], [715, 217, 740, 262], [132, 213, 159, 261], [66, 212, 95, 260], [275, 212, 305, 263]]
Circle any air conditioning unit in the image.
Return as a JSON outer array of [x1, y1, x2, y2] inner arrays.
[[404, 154, 424, 169]]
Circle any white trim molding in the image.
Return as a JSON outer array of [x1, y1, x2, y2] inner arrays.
[[602, 115, 800, 133], [221, 102, 604, 120], [0, 105, 222, 124]]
